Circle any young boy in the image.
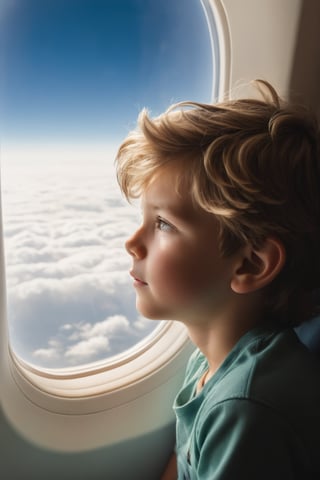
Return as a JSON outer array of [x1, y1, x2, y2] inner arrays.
[[115, 80, 320, 479]]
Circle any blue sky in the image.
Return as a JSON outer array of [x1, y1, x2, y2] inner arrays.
[[0, 0, 213, 147]]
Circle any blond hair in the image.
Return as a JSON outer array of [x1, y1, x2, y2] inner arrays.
[[116, 80, 320, 326]]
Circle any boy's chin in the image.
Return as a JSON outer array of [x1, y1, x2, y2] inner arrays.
[[137, 311, 165, 321], [136, 304, 170, 321]]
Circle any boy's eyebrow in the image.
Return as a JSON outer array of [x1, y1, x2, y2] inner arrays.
[[143, 203, 174, 214], [149, 203, 171, 211], [144, 199, 182, 212], [143, 201, 197, 222]]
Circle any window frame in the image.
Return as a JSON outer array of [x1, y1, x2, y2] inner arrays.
[[8, 321, 192, 413]]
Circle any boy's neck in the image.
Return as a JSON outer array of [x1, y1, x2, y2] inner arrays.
[[185, 296, 262, 381]]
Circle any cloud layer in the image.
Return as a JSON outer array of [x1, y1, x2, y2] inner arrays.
[[2, 151, 156, 368]]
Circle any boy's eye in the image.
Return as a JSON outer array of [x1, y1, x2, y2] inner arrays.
[[156, 216, 175, 232]]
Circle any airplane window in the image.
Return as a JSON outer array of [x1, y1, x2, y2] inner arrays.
[[0, 0, 215, 369]]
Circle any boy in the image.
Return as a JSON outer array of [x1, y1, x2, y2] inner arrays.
[[115, 80, 320, 479]]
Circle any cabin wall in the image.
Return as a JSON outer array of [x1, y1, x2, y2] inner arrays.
[[289, 0, 320, 120], [0, 412, 173, 480], [223, 0, 301, 96]]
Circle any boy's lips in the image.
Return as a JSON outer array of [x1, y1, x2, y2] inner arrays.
[[130, 271, 148, 286]]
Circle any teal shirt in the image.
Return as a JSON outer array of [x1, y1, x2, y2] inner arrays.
[[174, 325, 320, 479]]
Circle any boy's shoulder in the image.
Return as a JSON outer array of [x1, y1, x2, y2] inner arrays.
[[197, 325, 320, 428], [182, 325, 320, 411]]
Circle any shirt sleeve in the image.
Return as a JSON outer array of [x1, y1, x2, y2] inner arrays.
[[192, 398, 301, 480]]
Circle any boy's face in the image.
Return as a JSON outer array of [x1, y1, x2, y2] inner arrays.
[[125, 166, 238, 325]]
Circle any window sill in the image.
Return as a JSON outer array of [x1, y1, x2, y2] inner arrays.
[[8, 320, 193, 414]]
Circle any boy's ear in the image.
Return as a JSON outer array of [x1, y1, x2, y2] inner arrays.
[[231, 237, 286, 294]]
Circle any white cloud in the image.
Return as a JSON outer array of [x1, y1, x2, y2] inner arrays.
[[2, 151, 157, 368], [33, 339, 63, 361], [70, 315, 130, 341], [63, 315, 130, 363], [31, 315, 134, 366], [33, 347, 60, 360], [65, 336, 110, 362]]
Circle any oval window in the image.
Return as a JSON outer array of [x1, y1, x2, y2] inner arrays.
[[0, 0, 215, 369]]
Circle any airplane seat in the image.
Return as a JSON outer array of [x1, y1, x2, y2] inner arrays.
[[295, 289, 320, 357]]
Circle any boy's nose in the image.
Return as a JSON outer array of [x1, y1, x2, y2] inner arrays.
[[125, 228, 147, 259]]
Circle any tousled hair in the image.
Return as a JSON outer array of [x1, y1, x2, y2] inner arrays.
[[116, 80, 320, 326]]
